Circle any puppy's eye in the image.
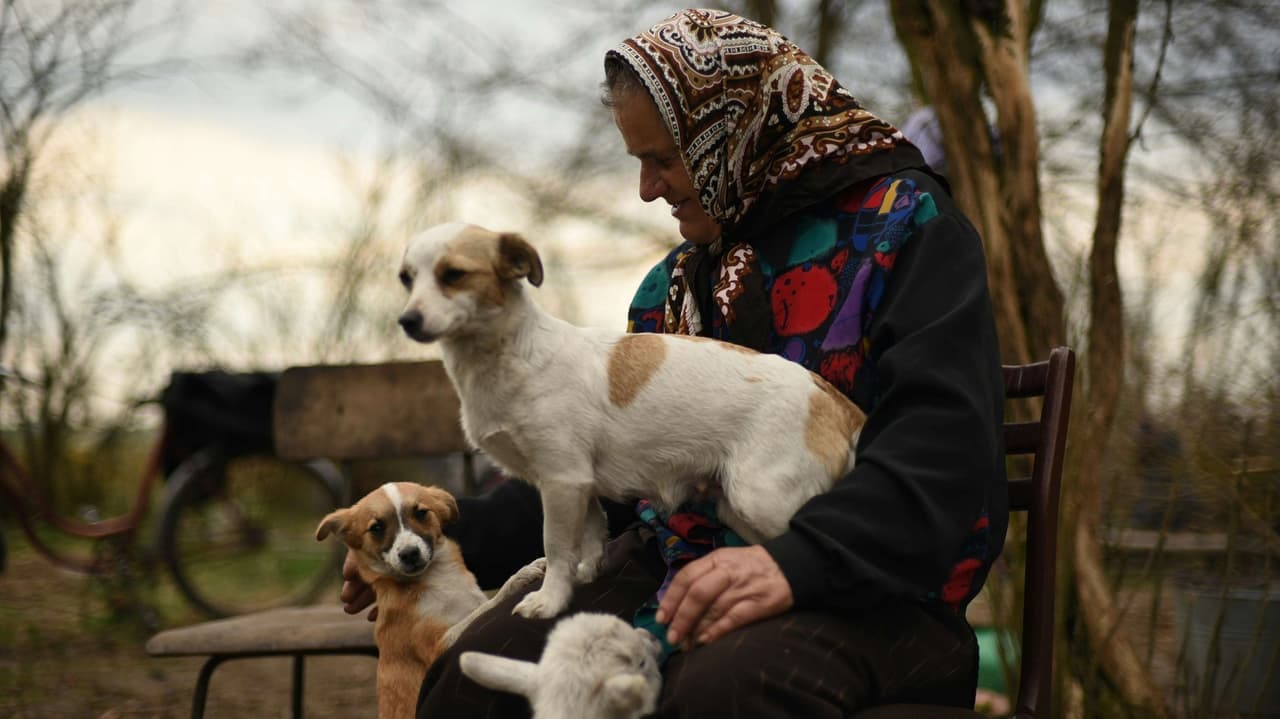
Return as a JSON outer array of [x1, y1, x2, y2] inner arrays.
[[398, 270, 412, 290], [439, 267, 466, 286], [413, 506, 429, 521], [369, 520, 386, 536]]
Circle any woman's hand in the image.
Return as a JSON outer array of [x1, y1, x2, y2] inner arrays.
[[655, 545, 793, 648], [340, 550, 378, 621]]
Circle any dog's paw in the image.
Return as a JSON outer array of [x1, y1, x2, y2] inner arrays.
[[497, 558, 547, 600], [512, 587, 568, 619], [516, 557, 548, 584]]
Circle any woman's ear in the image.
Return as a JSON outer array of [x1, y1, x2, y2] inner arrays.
[[496, 233, 544, 287]]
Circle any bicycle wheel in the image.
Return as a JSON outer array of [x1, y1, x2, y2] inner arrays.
[[158, 449, 347, 617]]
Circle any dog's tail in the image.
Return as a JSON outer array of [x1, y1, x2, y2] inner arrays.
[[460, 651, 539, 699]]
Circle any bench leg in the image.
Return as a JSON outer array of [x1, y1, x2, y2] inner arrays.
[[191, 655, 229, 719], [292, 654, 305, 718]]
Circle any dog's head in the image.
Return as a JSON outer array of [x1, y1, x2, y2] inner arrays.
[[315, 482, 460, 580], [397, 222, 543, 343]]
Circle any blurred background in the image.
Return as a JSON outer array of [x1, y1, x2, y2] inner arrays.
[[0, 0, 1276, 717]]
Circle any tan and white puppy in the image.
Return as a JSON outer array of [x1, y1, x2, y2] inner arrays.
[[316, 482, 545, 719], [397, 222, 866, 620]]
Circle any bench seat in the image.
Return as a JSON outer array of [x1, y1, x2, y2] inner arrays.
[[146, 605, 376, 718]]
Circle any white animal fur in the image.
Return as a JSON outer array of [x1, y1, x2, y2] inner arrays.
[[460, 612, 663, 719], [397, 222, 866, 619]]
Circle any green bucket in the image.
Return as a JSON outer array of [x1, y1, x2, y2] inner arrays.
[[975, 626, 1009, 694]]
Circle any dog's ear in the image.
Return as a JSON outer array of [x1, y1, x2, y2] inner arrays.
[[496, 233, 544, 287], [315, 508, 353, 542], [418, 485, 460, 525], [459, 652, 539, 699]]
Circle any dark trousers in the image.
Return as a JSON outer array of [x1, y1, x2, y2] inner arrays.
[[418, 527, 978, 718]]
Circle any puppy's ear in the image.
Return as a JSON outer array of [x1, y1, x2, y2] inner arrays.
[[459, 652, 539, 698], [496, 233, 544, 287], [316, 508, 352, 542], [419, 485, 460, 525]]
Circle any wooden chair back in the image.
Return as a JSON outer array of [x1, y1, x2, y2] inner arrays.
[[1002, 346, 1076, 718]]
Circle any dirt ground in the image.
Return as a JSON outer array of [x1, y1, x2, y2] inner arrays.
[[0, 548, 377, 718]]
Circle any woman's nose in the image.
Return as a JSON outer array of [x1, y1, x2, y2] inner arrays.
[[639, 168, 665, 203]]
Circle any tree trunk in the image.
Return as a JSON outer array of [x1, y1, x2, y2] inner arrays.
[[968, 3, 1065, 355], [1069, 1, 1168, 715], [892, 1, 1167, 714], [890, 0, 1033, 365], [0, 163, 28, 358]]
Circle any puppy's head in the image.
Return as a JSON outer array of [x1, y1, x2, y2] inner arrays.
[[397, 222, 543, 343], [316, 482, 460, 580]]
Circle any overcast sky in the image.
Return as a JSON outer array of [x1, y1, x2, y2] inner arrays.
[[28, 0, 1219, 388], [58, 1, 704, 341]]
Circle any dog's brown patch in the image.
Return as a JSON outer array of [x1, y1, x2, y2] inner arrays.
[[805, 374, 867, 479], [409, 484, 459, 526], [436, 240, 507, 307], [432, 226, 543, 307], [608, 334, 667, 407]]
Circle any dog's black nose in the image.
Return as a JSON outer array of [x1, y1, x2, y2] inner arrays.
[[398, 310, 422, 334], [398, 547, 421, 565]]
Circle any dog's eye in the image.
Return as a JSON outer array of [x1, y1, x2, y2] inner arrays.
[[398, 270, 412, 290], [369, 520, 385, 536], [413, 506, 429, 521], [439, 267, 466, 286]]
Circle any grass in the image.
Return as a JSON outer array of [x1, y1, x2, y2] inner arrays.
[[0, 523, 368, 718]]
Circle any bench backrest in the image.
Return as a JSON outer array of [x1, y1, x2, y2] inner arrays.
[[273, 360, 466, 461]]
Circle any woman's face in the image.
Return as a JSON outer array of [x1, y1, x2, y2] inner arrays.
[[610, 89, 720, 245]]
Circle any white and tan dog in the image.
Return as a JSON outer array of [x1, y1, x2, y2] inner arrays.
[[316, 482, 545, 719], [397, 222, 865, 620]]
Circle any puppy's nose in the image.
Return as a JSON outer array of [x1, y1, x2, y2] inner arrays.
[[398, 310, 422, 335], [398, 547, 421, 565]]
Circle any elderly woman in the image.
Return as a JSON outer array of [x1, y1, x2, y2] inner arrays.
[[348, 10, 1006, 717]]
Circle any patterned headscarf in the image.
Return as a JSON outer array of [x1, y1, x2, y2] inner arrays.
[[608, 8, 917, 241], [609, 9, 929, 348]]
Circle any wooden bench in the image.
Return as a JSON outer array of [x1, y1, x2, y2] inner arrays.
[[146, 360, 471, 719]]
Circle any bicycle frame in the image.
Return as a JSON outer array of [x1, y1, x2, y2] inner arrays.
[[0, 424, 169, 573]]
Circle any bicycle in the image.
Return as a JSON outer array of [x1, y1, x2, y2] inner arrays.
[[0, 366, 348, 619]]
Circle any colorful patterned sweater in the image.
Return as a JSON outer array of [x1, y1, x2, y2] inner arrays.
[[627, 169, 1006, 619]]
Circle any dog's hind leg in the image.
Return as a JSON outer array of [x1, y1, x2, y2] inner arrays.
[[513, 479, 592, 619], [719, 449, 832, 543], [574, 497, 607, 583]]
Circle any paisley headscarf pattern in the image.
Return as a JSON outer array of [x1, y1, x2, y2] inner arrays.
[[609, 9, 928, 351], [608, 8, 907, 237]]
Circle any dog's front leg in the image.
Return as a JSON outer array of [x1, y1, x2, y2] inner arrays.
[[442, 558, 547, 649], [575, 497, 607, 584], [512, 481, 591, 619]]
